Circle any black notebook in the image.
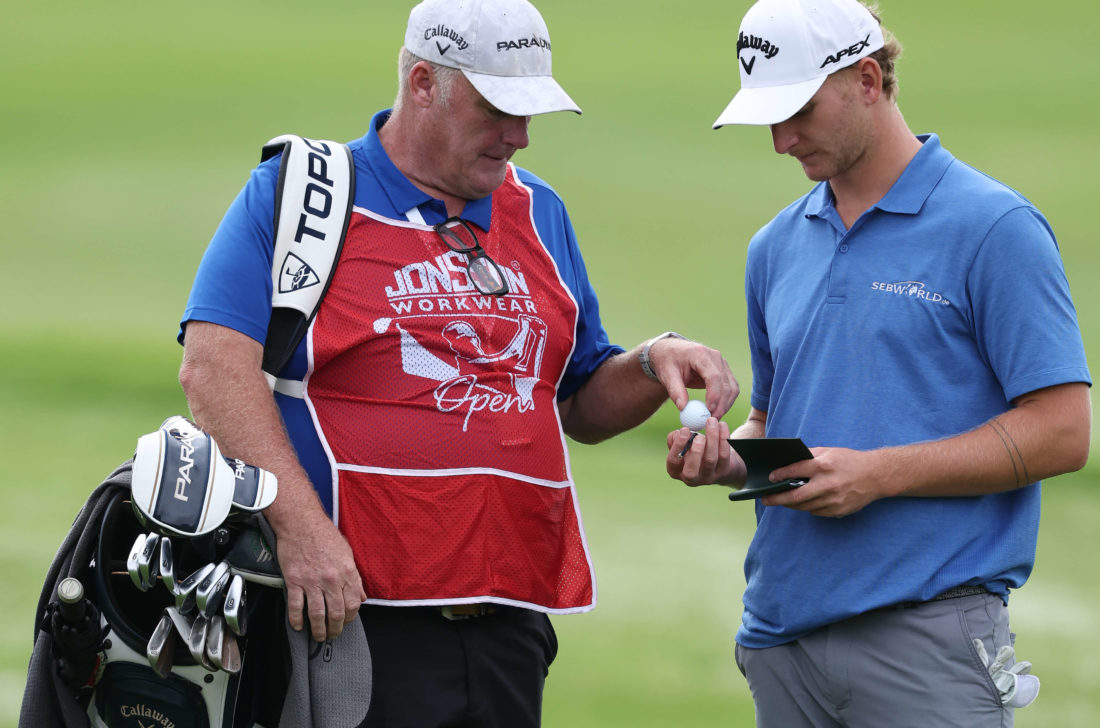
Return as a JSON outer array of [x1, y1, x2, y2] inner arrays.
[[727, 438, 813, 501]]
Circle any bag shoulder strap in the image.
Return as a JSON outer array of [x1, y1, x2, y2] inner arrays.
[[260, 134, 355, 377]]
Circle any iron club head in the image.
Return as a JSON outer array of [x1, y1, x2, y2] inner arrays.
[[187, 614, 217, 671], [219, 627, 243, 675], [196, 562, 232, 619], [164, 604, 197, 666], [146, 612, 176, 678], [207, 616, 242, 675], [126, 533, 148, 591], [221, 574, 247, 636], [175, 563, 215, 615], [204, 614, 225, 670], [136, 533, 160, 591]]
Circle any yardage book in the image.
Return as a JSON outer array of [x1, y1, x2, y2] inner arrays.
[[727, 438, 813, 501]]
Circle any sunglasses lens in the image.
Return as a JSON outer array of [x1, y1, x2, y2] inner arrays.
[[434, 219, 508, 296], [441, 221, 477, 251], [467, 257, 508, 295]]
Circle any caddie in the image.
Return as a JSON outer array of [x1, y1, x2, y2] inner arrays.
[[177, 0, 739, 725]]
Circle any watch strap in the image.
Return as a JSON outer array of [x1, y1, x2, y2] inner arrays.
[[638, 331, 686, 381]]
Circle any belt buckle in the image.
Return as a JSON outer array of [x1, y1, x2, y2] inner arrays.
[[440, 604, 494, 621]]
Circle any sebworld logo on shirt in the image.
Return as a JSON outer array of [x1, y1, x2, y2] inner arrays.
[[870, 280, 951, 306]]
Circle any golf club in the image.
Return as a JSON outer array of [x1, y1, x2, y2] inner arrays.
[[165, 605, 196, 644], [222, 574, 247, 636], [196, 561, 232, 619], [146, 612, 176, 678], [205, 615, 242, 673], [219, 621, 243, 674], [187, 614, 216, 671], [175, 563, 216, 615], [136, 532, 160, 592], [159, 536, 176, 594]]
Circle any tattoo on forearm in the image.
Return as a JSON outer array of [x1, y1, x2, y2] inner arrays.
[[987, 420, 1032, 487]]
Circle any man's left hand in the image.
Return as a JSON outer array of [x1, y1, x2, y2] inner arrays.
[[761, 447, 891, 517]]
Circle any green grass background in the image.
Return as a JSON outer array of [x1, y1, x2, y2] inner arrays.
[[2, 1, 1098, 725]]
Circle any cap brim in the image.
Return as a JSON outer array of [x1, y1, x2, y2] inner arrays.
[[712, 75, 827, 128], [464, 70, 581, 116]]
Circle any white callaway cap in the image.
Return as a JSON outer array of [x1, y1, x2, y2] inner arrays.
[[405, 0, 580, 116], [713, 0, 884, 127]]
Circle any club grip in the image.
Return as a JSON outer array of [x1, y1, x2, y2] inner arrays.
[[57, 577, 88, 623]]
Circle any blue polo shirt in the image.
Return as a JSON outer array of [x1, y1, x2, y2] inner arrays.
[[179, 109, 621, 515], [740, 134, 1090, 648]]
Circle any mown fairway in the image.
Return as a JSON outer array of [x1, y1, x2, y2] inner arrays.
[[2, 1, 1098, 725]]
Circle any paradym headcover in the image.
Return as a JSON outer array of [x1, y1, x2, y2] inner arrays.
[[221, 456, 278, 513], [131, 416, 239, 536]]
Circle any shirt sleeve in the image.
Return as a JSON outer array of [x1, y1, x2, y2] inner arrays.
[[967, 205, 1091, 401], [521, 171, 623, 400], [177, 156, 281, 346], [745, 234, 774, 414]]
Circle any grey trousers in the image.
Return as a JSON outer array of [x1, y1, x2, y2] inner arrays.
[[736, 592, 1019, 728]]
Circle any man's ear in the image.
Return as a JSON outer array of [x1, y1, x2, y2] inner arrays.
[[407, 61, 438, 109], [854, 56, 884, 105]]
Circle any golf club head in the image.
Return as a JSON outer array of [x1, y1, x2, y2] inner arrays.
[[187, 614, 216, 671], [205, 616, 241, 673], [158, 536, 176, 595], [221, 574, 247, 636], [126, 533, 148, 591], [196, 561, 232, 619], [220, 623, 243, 674], [136, 532, 160, 591], [175, 562, 216, 615], [165, 605, 196, 645], [205, 614, 224, 669], [146, 612, 176, 678]]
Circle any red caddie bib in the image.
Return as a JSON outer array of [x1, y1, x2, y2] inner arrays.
[[303, 167, 595, 612]]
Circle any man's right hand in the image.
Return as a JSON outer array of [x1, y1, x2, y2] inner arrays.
[[267, 502, 367, 642], [180, 322, 367, 642]]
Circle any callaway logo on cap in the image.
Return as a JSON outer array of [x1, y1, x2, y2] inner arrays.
[[713, 0, 885, 127], [405, 0, 581, 116]]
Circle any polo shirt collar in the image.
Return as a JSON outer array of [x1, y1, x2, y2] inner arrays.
[[363, 109, 494, 231], [805, 133, 954, 220], [875, 134, 953, 214]]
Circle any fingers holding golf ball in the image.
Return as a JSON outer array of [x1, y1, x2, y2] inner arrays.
[[641, 335, 739, 419], [666, 416, 734, 487]]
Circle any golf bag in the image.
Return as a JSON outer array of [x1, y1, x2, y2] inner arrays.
[[20, 419, 288, 728]]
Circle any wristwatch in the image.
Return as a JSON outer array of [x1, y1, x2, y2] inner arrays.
[[638, 331, 686, 381]]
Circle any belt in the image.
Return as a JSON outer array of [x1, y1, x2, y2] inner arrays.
[[889, 585, 989, 610], [439, 604, 497, 621]]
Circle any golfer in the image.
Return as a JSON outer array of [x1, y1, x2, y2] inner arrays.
[[667, 0, 1091, 726]]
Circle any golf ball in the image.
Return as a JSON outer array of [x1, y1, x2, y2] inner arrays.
[[679, 400, 711, 430]]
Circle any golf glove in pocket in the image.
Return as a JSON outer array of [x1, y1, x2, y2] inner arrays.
[[973, 638, 1040, 708]]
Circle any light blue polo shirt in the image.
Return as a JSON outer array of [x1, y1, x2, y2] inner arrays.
[[179, 110, 621, 515], [740, 134, 1090, 648]]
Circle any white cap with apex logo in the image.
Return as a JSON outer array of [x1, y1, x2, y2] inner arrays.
[[405, 0, 581, 116], [713, 0, 884, 127]]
